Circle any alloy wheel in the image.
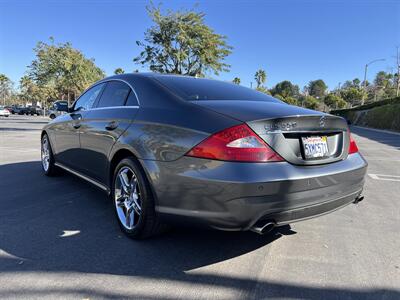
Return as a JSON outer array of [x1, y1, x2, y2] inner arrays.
[[41, 136, 50, 172], [114, 166, 142, 230]]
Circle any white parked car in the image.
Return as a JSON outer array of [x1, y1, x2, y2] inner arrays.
[[0, 106, 11, 117], [48, 100, 68, 119]]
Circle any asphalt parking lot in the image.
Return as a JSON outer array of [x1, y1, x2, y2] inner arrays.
[[0, 115, 399, 300]]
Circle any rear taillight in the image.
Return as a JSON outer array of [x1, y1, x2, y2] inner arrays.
[[186, 124, 284, 162], [348, 132, 359, 154]]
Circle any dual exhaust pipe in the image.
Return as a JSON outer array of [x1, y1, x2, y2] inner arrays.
[[251, 194, 364, 235], [250, 220, 276, 235]]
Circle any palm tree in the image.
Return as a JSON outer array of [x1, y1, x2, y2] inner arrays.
[[232, 77, 241, 85], [254, 69, 266, 88], [114, 68, 125, 75]]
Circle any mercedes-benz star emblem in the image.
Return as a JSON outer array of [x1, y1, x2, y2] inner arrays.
[[319, 116, 326, 128]]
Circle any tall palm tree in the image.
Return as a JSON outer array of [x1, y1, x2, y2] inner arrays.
[[254, 69, 267, 88], [232, 77, 241, 85]]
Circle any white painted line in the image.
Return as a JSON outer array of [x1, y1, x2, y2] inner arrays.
[[60, 230, 80, 238], [363, 157, 400, 162], [0, 147, 38, 152], [368, 173, 400, 182], [368, 174, 379, 180]]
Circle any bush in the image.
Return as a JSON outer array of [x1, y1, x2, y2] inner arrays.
[[361, 104, 400, 131], [334, 103, 400, 132], [331, 96, 400, 114]]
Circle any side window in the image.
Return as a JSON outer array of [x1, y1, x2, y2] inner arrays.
[[96, 81, 130, 108], [74, 84, 104, 111], [125, 90, 139, 106]]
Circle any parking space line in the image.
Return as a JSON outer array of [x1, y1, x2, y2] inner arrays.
[[368, 173, 400, 182]]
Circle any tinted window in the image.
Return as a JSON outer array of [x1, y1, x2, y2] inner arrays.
[[97, 81, 130, 108], [125, 90, 139, 106], [154, 76, 280, 102], [55, 102, 68, 110], [74, 84, 104, 111]]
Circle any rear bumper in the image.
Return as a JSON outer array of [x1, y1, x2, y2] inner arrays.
[[140, 153, 368, 231]]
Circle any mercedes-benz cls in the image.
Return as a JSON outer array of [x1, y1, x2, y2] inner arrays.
[[41, 73, 367, 239]]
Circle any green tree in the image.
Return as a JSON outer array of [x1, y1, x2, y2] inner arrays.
[[28, 38, 105, 105], [300, 95, 320, 110], [342, 78, 361, 89], [340, 87, 366, 106], [232, 77, 241, 85], [0, 74, 14, 106], [256, 86, 271, 95], [373, 71, 395, 99], [270, 80, 300, 98], [19, 75, 43, 104], [324, 93, 347, 109], [274, 94, 297, 105], [114, 68, 125, 75], [134, 5, 232, 77], [307, 79, 327, 99], [254, 69, 266, 88], [352, 78, 361, 87]]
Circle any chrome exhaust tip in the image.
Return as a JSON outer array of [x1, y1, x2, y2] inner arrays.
[[353, 195, 364, 204], [251, 220, 276, 235]]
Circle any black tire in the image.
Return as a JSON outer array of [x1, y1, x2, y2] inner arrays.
[[49, 114, 56, 119], [112, 157, 167, 239], [41, 134, 59, 176]]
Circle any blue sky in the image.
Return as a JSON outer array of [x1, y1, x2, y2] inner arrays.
[[1, 0, 399, 91]]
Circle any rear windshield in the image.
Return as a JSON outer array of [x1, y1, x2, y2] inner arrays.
[[154, 76, 280, 102], [55, 102, 68, 109]]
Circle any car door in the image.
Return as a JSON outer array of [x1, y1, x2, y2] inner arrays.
[[54, 83, 105, 171], [78, 80, 139, 184]]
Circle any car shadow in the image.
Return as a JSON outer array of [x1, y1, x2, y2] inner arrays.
[[0, 161, 398, 299], [0, 161, 289, 274]]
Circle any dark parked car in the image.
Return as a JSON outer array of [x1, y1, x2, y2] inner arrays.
[[27, 105, 42, 116], [17, 106, 29, 115], [41, 73, 367, 239]]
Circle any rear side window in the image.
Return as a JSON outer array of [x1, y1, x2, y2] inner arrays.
[[97, 81, 130, 108], [154, 76, 280, 102], [74, 83, 104, 111], [125, 90, 139, 106]]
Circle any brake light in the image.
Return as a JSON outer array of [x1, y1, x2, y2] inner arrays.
[[186, 124, 284, 162], [348, 132, 359, 154]]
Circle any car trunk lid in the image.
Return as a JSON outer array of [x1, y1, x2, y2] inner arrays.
[[192, 100, 350, 165]]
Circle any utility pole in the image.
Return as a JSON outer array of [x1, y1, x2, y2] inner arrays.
[[362, 58, 385, 105], [396, 47, 400, 97]]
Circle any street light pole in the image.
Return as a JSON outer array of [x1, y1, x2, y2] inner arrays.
[[362, 58, 385, 105]]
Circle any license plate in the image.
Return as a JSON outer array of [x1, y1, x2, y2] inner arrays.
[[301, 136, 329, 159]]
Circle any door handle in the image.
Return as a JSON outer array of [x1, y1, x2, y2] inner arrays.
[[105, 121, 119, 131], [73, 123, 81, 129]]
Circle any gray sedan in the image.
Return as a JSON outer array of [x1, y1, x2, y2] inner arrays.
[[41, 73, 367, 239]]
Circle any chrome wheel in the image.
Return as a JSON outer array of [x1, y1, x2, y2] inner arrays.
[[114, 166, 142, 230], [41, 136, 50, 172]]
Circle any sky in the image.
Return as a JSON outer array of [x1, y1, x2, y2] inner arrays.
[[0, 0, 399, 91]]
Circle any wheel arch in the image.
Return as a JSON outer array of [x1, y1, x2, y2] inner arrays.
[[108, 148, 157, 204], [41, 130, 48, 139]]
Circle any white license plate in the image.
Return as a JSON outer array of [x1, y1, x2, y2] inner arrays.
[[301, 136, 329, 159]]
